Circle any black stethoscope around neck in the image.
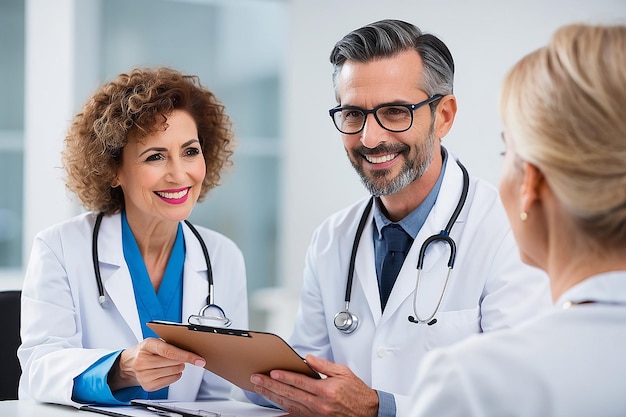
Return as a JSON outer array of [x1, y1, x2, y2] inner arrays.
[[92, 212, 232, 327], [334, 157, 470, 333]]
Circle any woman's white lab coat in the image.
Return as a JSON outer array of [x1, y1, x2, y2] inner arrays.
[[289, 154, 552, 415], [18, 212, 248, 407], [407, 272, 626, 417]]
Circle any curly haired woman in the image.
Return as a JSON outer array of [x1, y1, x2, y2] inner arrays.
[[18, 67, 249, 407]]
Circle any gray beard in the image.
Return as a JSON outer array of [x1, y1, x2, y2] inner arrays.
[[353, 127, 436, 196]]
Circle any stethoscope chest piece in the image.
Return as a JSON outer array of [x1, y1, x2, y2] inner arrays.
[[334, 153, 470, 333], [334, 309, 359, 334], [188, 303, 232, 327]]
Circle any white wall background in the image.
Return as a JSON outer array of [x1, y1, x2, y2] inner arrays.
[[272, 0, 626, 336], [10, 0, 626, 337]]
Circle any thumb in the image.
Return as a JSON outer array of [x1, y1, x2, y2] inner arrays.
[[305, 354, 346, 377]]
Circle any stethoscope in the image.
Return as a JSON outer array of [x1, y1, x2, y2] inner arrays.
[[92, 212, 232, 327], [334, 157, 469, 333]]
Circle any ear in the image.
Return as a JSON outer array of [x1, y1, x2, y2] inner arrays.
[[434, 94, 457, 139], [520, 162, 544, 213]]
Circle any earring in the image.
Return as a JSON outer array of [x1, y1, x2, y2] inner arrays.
[[520, 212, 528, 221]]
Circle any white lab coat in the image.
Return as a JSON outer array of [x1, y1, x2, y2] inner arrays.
[[18, 212, 248, 407], [289, 154, 552, 415], [407, 271, 626, 417]]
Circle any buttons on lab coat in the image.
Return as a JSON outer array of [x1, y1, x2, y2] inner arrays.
[[376, 346, 387, 357]]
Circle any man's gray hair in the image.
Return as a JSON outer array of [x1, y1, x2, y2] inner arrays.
[[330, 19, 454, 99]]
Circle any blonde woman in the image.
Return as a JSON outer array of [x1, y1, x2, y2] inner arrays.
[[405, 23, 626, 417]]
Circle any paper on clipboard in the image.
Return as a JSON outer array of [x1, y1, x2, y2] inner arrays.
[[132, 399, 288, 416], [80, 404, 156, 417], [147, 320, 321, 392]]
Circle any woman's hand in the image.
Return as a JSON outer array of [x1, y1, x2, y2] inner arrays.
[[108, 338, 206, 392]]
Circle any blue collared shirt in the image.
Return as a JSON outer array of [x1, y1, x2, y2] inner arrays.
[[372, 152, 448, 278], [372, 151, 448, 417]]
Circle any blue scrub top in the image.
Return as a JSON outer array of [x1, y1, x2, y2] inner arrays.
[[72, 213, 185, 404]]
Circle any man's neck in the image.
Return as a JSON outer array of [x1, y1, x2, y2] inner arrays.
[[379, 156, 443, 222]]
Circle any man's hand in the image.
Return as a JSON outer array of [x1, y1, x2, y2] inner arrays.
[[109, 338, 206, 392], [250, 354, 379, 417]]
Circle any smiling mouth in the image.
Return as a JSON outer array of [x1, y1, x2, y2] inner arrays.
[[365, 153, 399, 164], [155, 188, 190, 199]]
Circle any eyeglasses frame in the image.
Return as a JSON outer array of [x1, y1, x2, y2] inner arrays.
[[328, 94, 444, 135]]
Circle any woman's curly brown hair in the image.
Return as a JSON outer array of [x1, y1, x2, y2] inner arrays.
[[62, 67, 234, 214]]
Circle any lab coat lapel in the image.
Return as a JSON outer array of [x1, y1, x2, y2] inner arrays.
[[180, 223, 210, 325], [352, 206, 384, 325], [94, 216, 205, 399], [169, 223, 208, 399], [381, 157, 467, 323], [97, 213, 144, 342]]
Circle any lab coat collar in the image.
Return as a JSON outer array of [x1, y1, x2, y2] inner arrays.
[[95, 214, 210, 344], [351, 203, 381, 324], [96, 213, 144, 342], [556, 271, 626, 308], [171, 222, 211, 399], [180, 222, 211, 325]]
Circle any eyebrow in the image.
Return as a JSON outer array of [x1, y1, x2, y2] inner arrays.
[[138, 139, 200, 157], [339, 101, 410, 109]]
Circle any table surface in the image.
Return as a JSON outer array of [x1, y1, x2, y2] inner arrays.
[[0, 400, 84, 416]]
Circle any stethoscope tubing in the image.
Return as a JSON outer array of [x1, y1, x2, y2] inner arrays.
[[344, 197, 375, 305], [183, 218, 214, 306], [92, 213, 231, 326], [92, 212, 109, 308], [335, 153, 469, 332]]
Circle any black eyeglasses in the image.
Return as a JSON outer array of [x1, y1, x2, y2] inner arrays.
[[329, 94, 443, 135]]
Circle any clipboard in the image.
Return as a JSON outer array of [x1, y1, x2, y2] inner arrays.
[[130, 399, 288, 417], [147, 320, 320, 392]]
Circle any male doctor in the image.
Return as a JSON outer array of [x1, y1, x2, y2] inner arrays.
[[250, 19, 552, 417]]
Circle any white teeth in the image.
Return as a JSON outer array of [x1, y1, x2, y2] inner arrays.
[[366, 153, 397, 164], [156, 189, 189, 199]]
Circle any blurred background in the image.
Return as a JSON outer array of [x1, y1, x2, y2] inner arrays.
[[1, 0, 625, 338]]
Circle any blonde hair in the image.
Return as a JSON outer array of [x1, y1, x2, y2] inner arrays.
[[500, 23, 626, 246], [63, 67, 234, 214]]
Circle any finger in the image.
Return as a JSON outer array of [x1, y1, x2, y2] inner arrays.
[[253, 367, 334, 404], [250, 373, 291, 395], [250, 374, 313, 416], [135, 362, 186, 382], [305, 354, 348, 377], [251, 372, 312, 400], [144, 338, 206, 367], [131, 346, 188, 372], [138, 367, 186, 392], [114, 343, 192, 391]]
